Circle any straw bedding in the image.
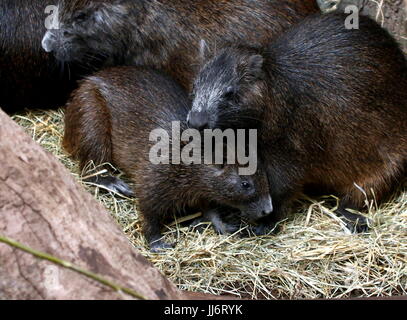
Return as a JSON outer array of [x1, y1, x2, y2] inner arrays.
[[12, 109, 407, 299]]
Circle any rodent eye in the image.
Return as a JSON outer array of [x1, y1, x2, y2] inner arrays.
[[224, 86, 235, 99], [74, 12, 88, 21], [241, 181, 252, 190]]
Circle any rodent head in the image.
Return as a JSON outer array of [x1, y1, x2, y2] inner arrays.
[[201, 164, 273, 222], [188, 44, 266, 131], [41, 0, 132, 64]]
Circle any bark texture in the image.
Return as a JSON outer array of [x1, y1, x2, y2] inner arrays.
[[0, 108, 186, 300]]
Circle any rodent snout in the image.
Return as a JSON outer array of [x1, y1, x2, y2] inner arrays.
[[41, 31, 55, 53], [261, 209, 272, 217], [187, 110, 210, 130], [260, 195, 273, 218]]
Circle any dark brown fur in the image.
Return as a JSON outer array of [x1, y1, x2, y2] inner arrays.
[[0, 0, 85, 112], [189, 13, 407, 233], [42, 0, 319, 91], [63, 67, 272, 250]]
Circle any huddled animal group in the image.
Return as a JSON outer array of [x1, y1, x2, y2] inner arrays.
[[1, 0, 406, 251]]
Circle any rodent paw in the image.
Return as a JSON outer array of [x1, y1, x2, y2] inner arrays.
[[343, 216, 370, 234], [149, 239, 174, 253], [85, 175, 135, 198], [250, 222, 280, 236]]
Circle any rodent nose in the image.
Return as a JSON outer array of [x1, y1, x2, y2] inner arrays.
[[261, 196, 273, 217], [187, 111, 209, 130], [41, 32, 54, 53], [261, 209, 272, 217]]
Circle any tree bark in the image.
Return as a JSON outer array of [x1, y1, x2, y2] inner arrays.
[[0, 108, 196, 300]]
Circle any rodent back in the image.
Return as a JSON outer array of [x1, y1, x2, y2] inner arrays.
[[260, 14, 407, 204], [92, 67, 190, 135], [43, 0, 320, 91], [85, 67, 191, 172], [265, 13, 407, 99], [261, 13, 407, 140], [188, 13, 407, 205], [63, 66, 190, 171]]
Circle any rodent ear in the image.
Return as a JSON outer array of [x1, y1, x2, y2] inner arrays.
[[248, 55, 264, 79], [208, 164, 225, 177], [88, 2, 129, 25], [240, 54, 264, 83], [199, 39, 211, 63]]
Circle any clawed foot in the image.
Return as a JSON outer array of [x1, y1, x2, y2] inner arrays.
[[190, 209, 281, 237], [190, 217, 241, 235], [342, 216, 369, 233], [209, 216, 242, 235], [193, 209, 243, 235], [189, 217, 212, 233], [213, 221, 242, 235], [149, 239, 174, 253], [336, 207, 370, 233], [84, 175, 135, 198], [250, 222, 280, 236]]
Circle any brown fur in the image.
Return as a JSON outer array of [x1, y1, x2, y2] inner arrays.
[[43, 0, 319, 91], [189, 14, 407, 232], [0, 0, 81, 112], [63, 67, 272, 249]]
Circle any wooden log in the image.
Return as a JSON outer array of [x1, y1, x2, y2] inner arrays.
[[0, 108, 186, 300]]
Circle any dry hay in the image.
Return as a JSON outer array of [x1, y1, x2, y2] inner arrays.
[[12, 109, 407, 299]]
